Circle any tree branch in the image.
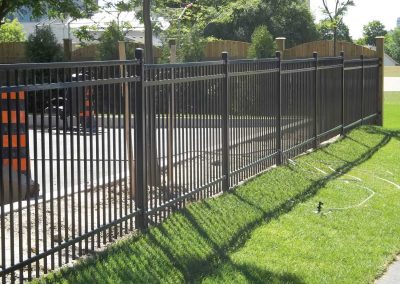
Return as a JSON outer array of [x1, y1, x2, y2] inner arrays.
[[335, 0, 339, 16], [0, 0, 13, 24], [321, 0, 334, 21]]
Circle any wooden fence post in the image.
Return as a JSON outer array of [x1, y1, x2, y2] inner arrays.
[[276, 37, 286, 59], [63, 39, 72, 61], [375, 36, 385, 126], [169, 39, 177, 63]]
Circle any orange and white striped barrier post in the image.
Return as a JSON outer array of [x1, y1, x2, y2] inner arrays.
[[79, 85, 97, 132], [0, 91, 38, 205]]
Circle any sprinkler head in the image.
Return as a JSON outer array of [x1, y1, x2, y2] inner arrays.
[[317, 201, 324, 213]]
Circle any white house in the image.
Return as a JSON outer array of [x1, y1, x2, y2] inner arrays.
[[9, 3, 168, 46]]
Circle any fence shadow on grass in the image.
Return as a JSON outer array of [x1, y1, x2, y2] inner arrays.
[[42, 127, 393, 284]]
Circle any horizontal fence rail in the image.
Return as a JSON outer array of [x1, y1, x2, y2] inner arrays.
[[0, 50, 380, 282]]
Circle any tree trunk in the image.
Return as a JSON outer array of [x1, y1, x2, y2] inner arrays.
[[142, 0, 161, 190], [143, 0, 153, 64], [333, 27, 337, 56]]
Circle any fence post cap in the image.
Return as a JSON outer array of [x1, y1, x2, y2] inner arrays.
[[221, 51, 228, 61], [340, 51, 345, 57], [168, 39, 176, 46], [313, 52, 318, 58]]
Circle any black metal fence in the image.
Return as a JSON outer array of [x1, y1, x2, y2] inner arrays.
[[0, 49, 380, 282]]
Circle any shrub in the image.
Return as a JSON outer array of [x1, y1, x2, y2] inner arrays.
[[0, 19, 25, 42], [385, 27, 400, 63], [178, 28, 205, 62], [26, 26, 62, 62], [248, 25, 275, 59], [159, 31, 205, 63], [98, 21, 124, 60]]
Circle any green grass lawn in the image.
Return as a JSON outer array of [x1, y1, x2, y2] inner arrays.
[[384, 66, 400, 77], [38, 126, 400, 284], [384, 92, 400, 130], [202, 131, 400, 283]]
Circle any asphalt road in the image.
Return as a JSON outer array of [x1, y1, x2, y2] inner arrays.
[[2, 116, 309, 214]]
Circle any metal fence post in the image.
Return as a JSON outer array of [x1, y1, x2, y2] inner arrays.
[[340, 51, 345, 135], [375, 36, 385, 126], [134, 48, 147, 230], [360, 54, 365, 124], [221, 52, 230, 192], [313, 52, 319, 149], [276, 51, 282, 165]]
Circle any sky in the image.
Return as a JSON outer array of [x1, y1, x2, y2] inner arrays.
[[310, 0, 400, 39]]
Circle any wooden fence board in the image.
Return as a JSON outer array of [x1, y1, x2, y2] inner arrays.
[[0, 42, 27, 63], [283, 40, 377, 59], [203, 40, 250, 60]]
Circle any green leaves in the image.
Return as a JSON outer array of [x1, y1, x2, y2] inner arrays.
[[202, 0, 318, 47], [26, 26, 62, 62], [362, 20, 387, 46], [0, 19, 25, 42], [385, 27, 400, 63], [317, 19, 352, 42], [0, 0, 99, 25], [248, 25, 275, 59], [98, 21, 125, 60], [73, 25, 97, 44], [320, 0, 355, 45]]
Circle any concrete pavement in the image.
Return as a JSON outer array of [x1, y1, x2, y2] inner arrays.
[[376, 256, 400, 284], [384, 77, 400, 92]]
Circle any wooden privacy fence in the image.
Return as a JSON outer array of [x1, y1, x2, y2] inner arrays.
[[203, 40, 250, 60], [0, 40, 249, 63], [0, 41, 162, 63], [0, 39, 380, 63], [71, 42, 163, 62], [71, 44, 98, 61], [0, 43, 27, 64], [279, 39, 377, 59]]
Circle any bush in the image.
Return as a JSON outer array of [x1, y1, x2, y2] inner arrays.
[[317, 19, 352, 42], [0, 19, 25, 42], [248, 26, 275, 59], [98, 21, 124, 60], [385, 28, 400, 63], [26, 26, 62, 62], [362, 21, 387, 46], [178, 28, 205, 62]]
